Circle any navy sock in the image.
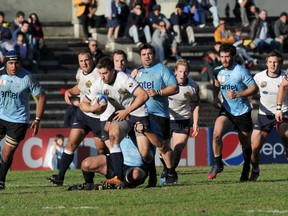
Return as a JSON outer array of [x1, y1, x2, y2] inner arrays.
[[214, 155, 223, 167], [58, 152, 74, 180], [243, 146, 252, 167], [0, 158, 13, 183], [110, 152, 123, 180], [82, 171, 95, 184]]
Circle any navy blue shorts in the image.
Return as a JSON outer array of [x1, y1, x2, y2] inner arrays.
[[170, 119, 191, 135], [72, 109, 102, 138], [0, 119, 28, 142], [149, 114, 170, 140], [254, 114, 276, 132], [219, 106, 253, 133]]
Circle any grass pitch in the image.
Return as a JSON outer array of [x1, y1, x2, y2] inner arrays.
[[1, 165, 288, 216]]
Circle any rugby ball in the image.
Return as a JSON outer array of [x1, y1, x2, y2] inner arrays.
[[91, 94, 108, 106]]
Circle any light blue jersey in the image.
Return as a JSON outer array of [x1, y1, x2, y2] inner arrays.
[[0, 67, 44, 123], [120, 137, 143, 167], [215, 63, 255, 116], [135, 63, 178, 117]]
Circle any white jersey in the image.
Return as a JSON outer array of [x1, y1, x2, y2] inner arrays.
[[169, 77, 200, 120], [254, 69, 288, 115], [87, 71, 148, 117], [76, 66, 100, 118]]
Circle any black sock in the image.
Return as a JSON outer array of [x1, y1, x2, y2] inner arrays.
[[0, 158, 13, 183], [159, 155, 167, 171], [243, 146, 252, 167], [214, 155, 223, 167], [167, 167, 176, 175], [144, 157, 157, 178], [58, 152, 74, 180], [110, 152, 123, 180], [82, 171, 95, 184], [174, 156, 181, 169]]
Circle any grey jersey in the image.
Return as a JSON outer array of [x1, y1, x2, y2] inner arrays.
[[87, 71, 148, 117], [76, 66, 100, 118], [254, 69, 288, 115], [169, 77, 200, 120]]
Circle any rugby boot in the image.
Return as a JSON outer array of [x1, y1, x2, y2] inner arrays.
[[208, 165, 224, 179], [103, 176, 124, 189], [240, 164, 250, 182], [249, 170, 260, 182], [46, 175, 64, 186], [0, 181, 5, 190], [164, 172, 178, 185], [159, 168, 167, 185]]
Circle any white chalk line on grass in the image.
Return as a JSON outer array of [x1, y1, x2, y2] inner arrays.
[[43, 206, 100, 210], [246, 210, 288, 214]]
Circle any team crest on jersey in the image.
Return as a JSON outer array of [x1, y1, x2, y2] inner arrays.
[[184, 91, 191, 98], [0, 80, 6, 86], [218, 75, 225, 82], [118, 88, 126, 94], [86, 80, 92, 88], [129, 82, 134, 88], [260, 81, 267, 88], [103, 89, 109, 96]]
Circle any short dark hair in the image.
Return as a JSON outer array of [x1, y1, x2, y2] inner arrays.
[[0, 11, 5, 18], [78, 50, 92, 60], [55, 134, 64, 141], [219, 44, 236, 57], [112, 49, 127, 61], [16, 11, 25, 18], [280, 12, 288, 18], [138, 44, 156, 55], [97, 56, 114, 71], [266, 50, 283, 65]]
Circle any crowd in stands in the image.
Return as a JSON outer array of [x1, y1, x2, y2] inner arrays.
[[74, 0, 286, 71], [0, 10, 46, 73]]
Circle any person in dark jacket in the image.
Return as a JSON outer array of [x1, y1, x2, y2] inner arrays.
[[250, 9, 279, 54], [274, 12, 288, 52], [125, 3, 152, 47]]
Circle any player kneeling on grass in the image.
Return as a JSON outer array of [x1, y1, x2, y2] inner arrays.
[[68, 133, 150, 190]]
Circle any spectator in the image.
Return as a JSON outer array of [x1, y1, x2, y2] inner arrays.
[[148, 4, 171, 32], [233, 0, 258, 27], [250, 9, 279, 54], [233, 27, 258, 67], [9, 11, 25, 33], [125, 3, 152, 47], [73, 0, 97, 43], [12, 21, 40, 65], [195, 0, 219, 28], [201, 48, 220, 82], [28, 13, 44, 51], [274, 12, 288, 53], [105, 0, 129, 48], [0, 11, 9, 28], [170, 3, 196, 46], [151, 20, 181, 64], [0, 24, 13, 55], [14, 31, 33, 69], [88, 39, 104, 65], [214, 19, 234, 44]]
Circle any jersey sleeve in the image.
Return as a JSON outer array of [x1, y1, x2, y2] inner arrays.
[[161, 66, 178, 87], [29, 74, 44, 96], [241, 68, 256, 87]]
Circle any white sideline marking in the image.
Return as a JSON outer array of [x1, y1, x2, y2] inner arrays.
[[247, 210, 288, 214], [43, 206, 99, 210]]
